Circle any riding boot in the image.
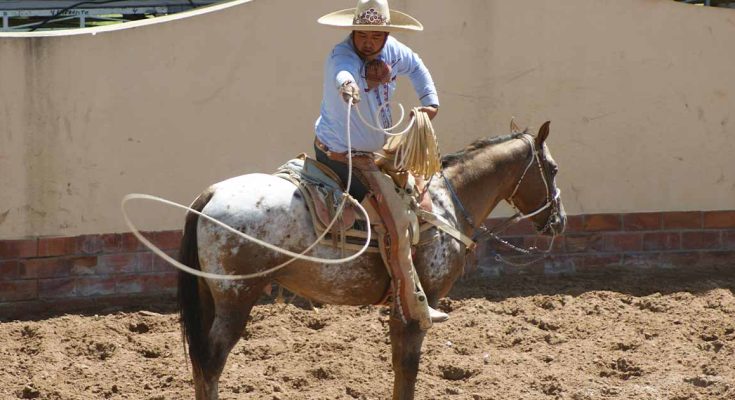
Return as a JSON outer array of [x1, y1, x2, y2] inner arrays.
[[357, 164, 447, 330]]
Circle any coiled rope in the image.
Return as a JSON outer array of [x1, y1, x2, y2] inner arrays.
[[355, 104, 442, 179], [389, 108, 441, 179]]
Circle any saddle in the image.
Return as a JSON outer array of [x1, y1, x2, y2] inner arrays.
[[275, 154, 419, 254], [275, 154, 477, 255]]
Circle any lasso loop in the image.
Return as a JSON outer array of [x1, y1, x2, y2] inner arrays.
[[120, 98, 372, 280], [354, 101, 414, 137]]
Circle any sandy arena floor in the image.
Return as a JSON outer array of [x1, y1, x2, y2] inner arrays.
[[1, 269, 734, 400]]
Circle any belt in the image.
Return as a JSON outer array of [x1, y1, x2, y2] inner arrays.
[[314, 138, 374, 164]]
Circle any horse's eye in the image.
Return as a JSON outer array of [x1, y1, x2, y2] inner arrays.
[[551, 166, 559, 175]]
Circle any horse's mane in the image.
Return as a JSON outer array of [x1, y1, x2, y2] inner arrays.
[[441, 131, 529, 168]]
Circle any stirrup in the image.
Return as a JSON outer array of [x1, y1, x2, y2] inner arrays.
[[428, 306, 449, 323]]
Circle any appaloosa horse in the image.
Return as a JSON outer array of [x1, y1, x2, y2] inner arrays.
[[178, 122, 566, 400]]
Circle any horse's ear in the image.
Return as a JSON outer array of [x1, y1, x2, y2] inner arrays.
[[535, 121, 551, 147], [510, 117, 522, 134]]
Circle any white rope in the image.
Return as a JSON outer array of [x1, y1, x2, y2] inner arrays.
[[355, 101, 441, 179], [355, 101, 412, 136], [392, 108, 442, 179], [120, 98, 372, 281]]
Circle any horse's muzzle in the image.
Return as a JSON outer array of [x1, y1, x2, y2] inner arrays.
[[541, 190, 566, 236]]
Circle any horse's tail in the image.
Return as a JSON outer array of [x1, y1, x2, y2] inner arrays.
[[178, 188, 215, 373]]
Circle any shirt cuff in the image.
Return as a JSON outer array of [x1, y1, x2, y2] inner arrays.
[[419, 93, 440, 108], [336, 71, 356, 89]]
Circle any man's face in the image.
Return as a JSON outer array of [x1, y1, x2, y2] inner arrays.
[[353, 31, 388, 59]]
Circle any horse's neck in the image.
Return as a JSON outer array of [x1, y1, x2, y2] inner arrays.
[[443, 138, 531, 233]]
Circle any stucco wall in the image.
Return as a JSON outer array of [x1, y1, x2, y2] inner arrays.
[[0, 0, 733, 239]]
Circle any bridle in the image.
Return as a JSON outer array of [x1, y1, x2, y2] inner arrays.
[[442, 133, 563, 262], [504, 134, 563, 236]]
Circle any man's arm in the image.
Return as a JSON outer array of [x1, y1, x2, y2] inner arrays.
[[416, 104, 438, 120], [392, 43, 440, 119], [331, 49, 362, 104]]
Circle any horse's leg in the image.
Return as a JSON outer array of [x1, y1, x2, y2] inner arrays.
[[190, 280, 215, 399], [389, 314, 426, 400], [193, 280, 266, 400]]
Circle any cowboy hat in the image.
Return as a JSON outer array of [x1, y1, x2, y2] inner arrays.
[[318, 0, 423, 33]]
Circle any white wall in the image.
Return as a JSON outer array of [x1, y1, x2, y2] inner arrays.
[[1, 0, 733, 239]]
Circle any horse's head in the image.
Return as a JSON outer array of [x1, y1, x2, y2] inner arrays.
[[507, 121, 566, 236]]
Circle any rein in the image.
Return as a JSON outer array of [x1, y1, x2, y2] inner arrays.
[[442, 133, 562, 264]]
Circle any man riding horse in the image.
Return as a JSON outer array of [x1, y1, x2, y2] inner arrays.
[[315, 0, 447, 329]]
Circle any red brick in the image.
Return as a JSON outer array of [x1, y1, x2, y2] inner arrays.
[[151, 251, 178, 273], [543, 257, 576, 275], [577, 254, 622, 270], [725, 231, 735, 250], [486, 237, 525, 256], [101, 234, 122, 253], [621, 253, 660, 269], [0, 280, 38, 302], [659, 251, 700, 268], [76, 276, 116, 297], [97, 254, 140, 274], [642, 232, 681, 251], [698, 251, 735, 267], [19, 258, 72, 279], [563, 215, 584, 233], [76, 235, 103, 255], [662, 212, 702, 229], [115, 275, 144, 294], [499, 257, 546, 275], [38, 278, 76, 299], [584, 214, 622, 232], [681, 231, 721, 250], [149, 231, 183, 251], [70, 256, 99, 275], [38, 237, 78, 257], [564, 234, 604, 253], [137, 253, 155, 272], [0, 239, 37, 259], [703, 211, 735, 229], [121, 233, 147, 252], [526, 236, 565, 253], [501, 220, 535, 235], [114, 273, 176, 294], [603, 233, 643, 252], [623, 213, 662, 231], [485, 217, 505, 227], [141, 273, 178, 292], [0, 260, 19, 280]]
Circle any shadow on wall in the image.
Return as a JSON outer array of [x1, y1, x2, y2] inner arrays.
[[451, 264, 735, 302], [673, 0, 735, 7], [0, 0, 243, 35]]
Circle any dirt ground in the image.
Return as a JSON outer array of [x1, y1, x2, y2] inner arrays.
[[2, 268, 734, 400]]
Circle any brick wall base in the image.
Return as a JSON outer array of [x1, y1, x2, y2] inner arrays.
[[1, 210, 734, 320], [0, 231, 181, 321], [476, 210, 735, 277]]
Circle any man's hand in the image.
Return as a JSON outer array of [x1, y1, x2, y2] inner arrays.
[[340, 81, 361, 104], [416, 105, 439, 121], [365, 59, 392, 90]]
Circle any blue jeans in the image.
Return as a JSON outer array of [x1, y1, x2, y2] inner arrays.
[[314, 144, 370, 202]]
